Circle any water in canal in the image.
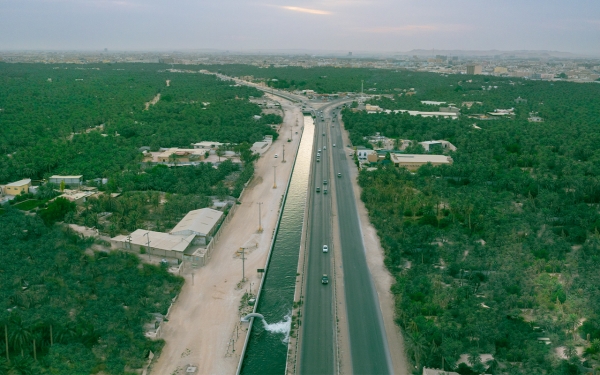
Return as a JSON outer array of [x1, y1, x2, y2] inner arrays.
[[240, 116, 314, 374]]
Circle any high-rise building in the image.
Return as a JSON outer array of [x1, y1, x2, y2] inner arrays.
[[467, 65, 483, 75]]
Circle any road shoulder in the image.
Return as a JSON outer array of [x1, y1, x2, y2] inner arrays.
[[339, 118, 409, 375]]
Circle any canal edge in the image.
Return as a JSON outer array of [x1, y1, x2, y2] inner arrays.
[[235, 113, 307, 375], [285, 114, 318, 375]]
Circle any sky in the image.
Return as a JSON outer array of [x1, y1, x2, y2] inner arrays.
[[0, 0, 599, 55]]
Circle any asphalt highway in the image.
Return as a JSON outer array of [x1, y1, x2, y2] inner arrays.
[[211, 70, 393, 374], [299, 107, 335, 375], [300, 102, 392, 375]]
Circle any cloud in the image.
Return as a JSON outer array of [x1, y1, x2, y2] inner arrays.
[[280, 6, 331, 15]]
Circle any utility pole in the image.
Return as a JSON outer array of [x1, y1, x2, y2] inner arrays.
[[273, 166, 277, 189], [144, 232, 151, 261], [282, 145, 286, 163], [257, 202, 263, 233], [241, 247, 246, 282]]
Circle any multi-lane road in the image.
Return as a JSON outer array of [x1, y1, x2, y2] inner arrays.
[[300, 102, 393, 375], [214, 71, 393, 374]]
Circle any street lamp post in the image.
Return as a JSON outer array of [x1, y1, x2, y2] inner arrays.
[[257, 202, 263, 233], [241, 247, 246, 282]]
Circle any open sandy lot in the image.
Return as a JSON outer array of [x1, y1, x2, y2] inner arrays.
[[149, 95, 304, 375]]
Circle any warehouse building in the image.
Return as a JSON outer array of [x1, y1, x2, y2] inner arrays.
[[390, 154, 453, 171], [49, 175, 83, 187], [111, 208, 224, 259], [170, 208, 224, 245], [111, 229, 196, 260]]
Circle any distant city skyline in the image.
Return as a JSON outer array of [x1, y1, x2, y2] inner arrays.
[[1, 0, 599, 55]]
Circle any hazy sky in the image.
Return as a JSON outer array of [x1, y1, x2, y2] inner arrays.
[[1, 0, 599, 54]]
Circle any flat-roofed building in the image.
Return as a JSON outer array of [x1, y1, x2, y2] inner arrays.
[[112, 229, 195, 260], [49, 175, 83, 187], [391, 154, 453, 171], [157, 148, 206, 163], [170, 208, 224, 245], [191, 141, 224, 153], [467, 64, 483, 75], [2, 179, 31, 195]]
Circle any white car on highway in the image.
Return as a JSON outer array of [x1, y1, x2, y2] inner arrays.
[[322, 245, 328, 253]]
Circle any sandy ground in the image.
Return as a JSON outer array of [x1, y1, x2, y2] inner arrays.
[[149, 95, 304, 375], [339, 118, 410, 375], [145, 93, 161, 110]]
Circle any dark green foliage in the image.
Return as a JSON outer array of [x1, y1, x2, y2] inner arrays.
[[38, 197, 76, 225], [338, 69, 600, 372], [0, 209, 183, 374], [0, 63, 276, 183]]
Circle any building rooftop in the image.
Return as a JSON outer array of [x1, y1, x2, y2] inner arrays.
[[113, 229, 195, 253], [6, 179, 31, 187], [423, 368, 459, 375], [391, 154, 452, 164], [170, 208, 224, 237], [192, 141, 224, 148], [49, 175, 83, 180]]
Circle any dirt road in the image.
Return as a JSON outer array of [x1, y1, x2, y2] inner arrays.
[[150, 96, 304, 375]]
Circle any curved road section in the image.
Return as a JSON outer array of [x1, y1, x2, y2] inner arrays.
[[301, 101, 392, 375]]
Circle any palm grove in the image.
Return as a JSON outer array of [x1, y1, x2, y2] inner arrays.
[[211, 64, 600, 374], [0, 63, 280, 374]]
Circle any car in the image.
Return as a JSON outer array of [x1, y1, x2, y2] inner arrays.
[[323, 133, 325, 136], [333, 144, 336, 147], [274, 154, 278, 158], [316, 187, 320, 193], [318, 149, 321, 153], [317, 153, 320, 157], [323, 180, 327, 185], [337, 173, 342, 178], [322, 245, 328, 253], [316, 158, 320, 162], [324, 146, 327, 150], [321, 274, 329, 284], [324, 188, 328, 194]]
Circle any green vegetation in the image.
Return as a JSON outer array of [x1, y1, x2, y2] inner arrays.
[[348, 77, 600, 372], [0, 208, 183, 374], [0, 63, 282, 374], [0, 63, 278, 183]]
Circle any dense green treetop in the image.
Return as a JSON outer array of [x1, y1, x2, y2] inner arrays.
[[0, 63, 278, 183]]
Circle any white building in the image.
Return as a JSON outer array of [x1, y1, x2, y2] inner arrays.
[[419, 140, 457, 152], [49, 175, 83, 187], [191, 141, 224, 153], [170, 208, 224, 245], [112, 229, 196, 260]]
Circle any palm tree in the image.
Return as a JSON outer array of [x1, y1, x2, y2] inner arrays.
[[406, 330, 427, 369], [7, 316, 31, 357]]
